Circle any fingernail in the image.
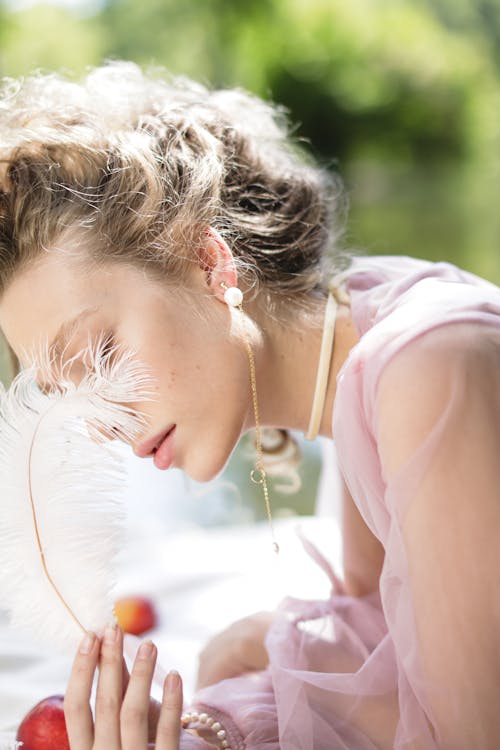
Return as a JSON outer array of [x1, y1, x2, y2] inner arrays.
[[104, 621, 118, 644], [79, 631, 96, 655], [138, 640, 155, 660], [166, 669, 180, 692]]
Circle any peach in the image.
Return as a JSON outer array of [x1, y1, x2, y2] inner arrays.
[[114, 594, 158, 635]]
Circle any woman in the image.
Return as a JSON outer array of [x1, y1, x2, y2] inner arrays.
[[1, 61, 500, 749]]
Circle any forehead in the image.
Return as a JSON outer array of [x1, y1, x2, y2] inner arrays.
[[0, 249, 152, 366]]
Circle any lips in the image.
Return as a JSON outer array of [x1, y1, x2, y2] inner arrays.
[[153, 426, 176, 470], [135, 425, 175, 458]]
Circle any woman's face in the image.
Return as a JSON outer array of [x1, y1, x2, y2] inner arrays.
[[0, 247, 253, 482]]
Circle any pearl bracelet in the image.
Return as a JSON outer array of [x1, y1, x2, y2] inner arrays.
[[181, 710, 232, 750]]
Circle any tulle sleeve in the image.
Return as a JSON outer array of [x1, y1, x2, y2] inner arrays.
[[372, 321, 500, 748], [191, 586, 391, 750]]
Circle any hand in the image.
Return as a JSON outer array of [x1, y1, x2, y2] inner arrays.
[[196, 610, 276, 690], [64, 623, 182, 749]]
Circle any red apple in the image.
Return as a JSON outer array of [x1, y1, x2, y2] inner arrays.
[[16, 694, 70, 750], [114, 594, 158, 635]]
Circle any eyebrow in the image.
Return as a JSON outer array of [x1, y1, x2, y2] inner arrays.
[[49, 306, 100, 356]]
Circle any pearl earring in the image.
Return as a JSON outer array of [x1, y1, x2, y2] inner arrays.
[[221, 283, 243, 308]]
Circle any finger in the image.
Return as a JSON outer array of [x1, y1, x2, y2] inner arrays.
[[122, 651, 161, 743], [64, 631, 99, 750], [122, 655, 130, 696], [147, 697, 162, 744], [94, 622, 123, 750], [155, 671, 183, 750], [120, 640, 157, 750]]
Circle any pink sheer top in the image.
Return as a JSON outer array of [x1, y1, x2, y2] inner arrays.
[[183, 255, 500, 749]]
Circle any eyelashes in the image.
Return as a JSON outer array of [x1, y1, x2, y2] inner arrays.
[[99, 333, 115, 358], [66, 331, 117, 371], [33, 331, 118, 395]]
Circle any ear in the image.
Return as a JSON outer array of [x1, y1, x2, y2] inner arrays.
[[197, 227, 238, 303]]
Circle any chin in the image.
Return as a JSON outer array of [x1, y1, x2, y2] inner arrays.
[[182, 432, 239, 483], [183, 454, 229, 483]]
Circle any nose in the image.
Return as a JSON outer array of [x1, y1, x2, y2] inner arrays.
[[132, 438, 153, 458]]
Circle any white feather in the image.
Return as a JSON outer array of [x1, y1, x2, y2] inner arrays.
[[0, 333, 157, 654]]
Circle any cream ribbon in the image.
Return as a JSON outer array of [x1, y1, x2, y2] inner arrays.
[[305, 276, 350, 440]]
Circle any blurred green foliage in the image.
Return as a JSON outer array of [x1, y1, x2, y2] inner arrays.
[[1, 0, 499, 164], [0, 3, 103, 74]]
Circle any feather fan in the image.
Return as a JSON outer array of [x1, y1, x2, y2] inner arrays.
[[0, 332, 157, 654]]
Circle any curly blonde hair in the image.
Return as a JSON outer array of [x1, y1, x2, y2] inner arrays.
[[0, 61, 348, 488]]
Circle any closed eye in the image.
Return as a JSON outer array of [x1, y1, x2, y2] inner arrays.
[[100, 333, 115, 358]]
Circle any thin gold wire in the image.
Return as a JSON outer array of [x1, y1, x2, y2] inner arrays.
[[221, 283, 279, 554]]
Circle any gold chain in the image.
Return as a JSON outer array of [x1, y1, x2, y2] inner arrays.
[[220, 282, 279, 553], [237, 301, 279, 554]]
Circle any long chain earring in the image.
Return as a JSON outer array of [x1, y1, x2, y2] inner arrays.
[[221, 281, 279, 554]]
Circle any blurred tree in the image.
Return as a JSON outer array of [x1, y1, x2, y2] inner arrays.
[[1, 0, 498, 165], [264, 1, 492, 163], [97, 0, 499, 165], [0, 3, 104, 77], [99, 0, 276, 87], [0, 3, 12, 71], [418, 0, 500, 66]]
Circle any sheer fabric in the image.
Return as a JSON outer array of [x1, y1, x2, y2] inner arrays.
[[184, 256, 500, 749]]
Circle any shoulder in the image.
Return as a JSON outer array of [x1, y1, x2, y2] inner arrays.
[[374, 321, 500, 479], [377, 320, 500, 390]]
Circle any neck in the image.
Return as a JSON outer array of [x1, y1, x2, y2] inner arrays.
[[248, 300, 360, 439]]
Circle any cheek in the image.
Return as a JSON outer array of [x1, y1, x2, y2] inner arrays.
[[147, 309, 246, 403], [163, 333, 213, 382], [140, 351, 185, 411]]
